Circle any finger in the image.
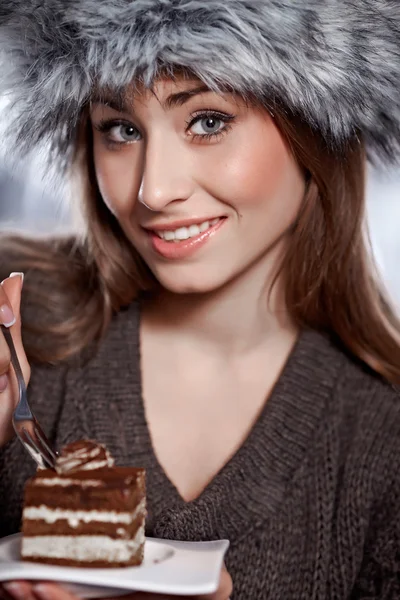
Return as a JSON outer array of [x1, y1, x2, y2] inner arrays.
[[99, 596, 139, 600], [1, 273, 30, 384], [0, 583, 16, 600], [2, 581, 35, 600], [0, 274, 23, 385], [96, 567, 233, 600], [1, 273, 24, 323], [122, 596, 178, 600], [101, 596, 145, 600], [123, 595, 173, 600], [200, 566, 233, 600], [0, 275, 19, 328], [32, 583, 79, 600], [0, 328, 10, 380], [0, 274, 29, 444], [0, 324, 13, 439]]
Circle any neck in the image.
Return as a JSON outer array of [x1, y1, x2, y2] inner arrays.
[[143, 246, 298, 356]]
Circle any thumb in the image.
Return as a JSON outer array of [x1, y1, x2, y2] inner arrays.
[[201, 565, 233, 600]]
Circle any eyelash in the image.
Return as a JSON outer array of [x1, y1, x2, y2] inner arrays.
[[186, 110, 235, 142], [94, 110, 236, 148]]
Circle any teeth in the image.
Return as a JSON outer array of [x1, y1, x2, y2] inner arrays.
[[163, 230, 175, 241], [175, 227, 190, 241], [157, 218, 220, 242], [189, 224, 200, 237], [199, 221, 210, 233]]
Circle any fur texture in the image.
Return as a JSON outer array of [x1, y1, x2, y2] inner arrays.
[[0, 0, 400, 165]]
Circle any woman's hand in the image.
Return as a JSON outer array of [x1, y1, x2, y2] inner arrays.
[[0, 566, 232, 600], [0, 272, 29, 447]]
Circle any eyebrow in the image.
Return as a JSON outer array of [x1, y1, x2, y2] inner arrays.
[[162, 84, 211, 109], [90, 84, 213, 113]]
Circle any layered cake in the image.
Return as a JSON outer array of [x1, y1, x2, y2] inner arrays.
[[21, 440, 146, 568]]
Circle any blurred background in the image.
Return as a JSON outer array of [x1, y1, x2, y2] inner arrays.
[[0, 162, 71, 232], [0, 157, 399, 309]]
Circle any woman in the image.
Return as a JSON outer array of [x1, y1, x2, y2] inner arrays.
[[0, 1, 400, 598]]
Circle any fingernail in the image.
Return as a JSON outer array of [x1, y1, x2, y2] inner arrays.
[[9, 273, 24, 287], [0, 374, 8, 393], [32, 585, 53, 600], [3, 583, 26, 600], [0, 305, 16, 328]]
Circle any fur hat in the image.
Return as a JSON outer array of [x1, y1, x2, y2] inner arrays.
[[0, 0, 399, 167]]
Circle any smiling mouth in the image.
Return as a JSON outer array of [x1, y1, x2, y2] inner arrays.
[[151, 217, 222, 243]]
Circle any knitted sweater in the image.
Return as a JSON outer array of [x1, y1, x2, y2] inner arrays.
[[0, 301, 400, 599]]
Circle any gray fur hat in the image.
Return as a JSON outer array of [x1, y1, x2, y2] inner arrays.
[[0, 0, 400, 166]]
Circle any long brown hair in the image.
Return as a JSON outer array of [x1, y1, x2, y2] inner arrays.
[[1, 95, 400, 382]]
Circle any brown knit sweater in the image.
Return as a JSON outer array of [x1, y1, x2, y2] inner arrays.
[[0, 300, 400, 599]]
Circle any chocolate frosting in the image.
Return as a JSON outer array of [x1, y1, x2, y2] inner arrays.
[[55, 440, 115, 475]]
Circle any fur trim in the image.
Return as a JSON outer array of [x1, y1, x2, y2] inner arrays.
[[0, 0, 399, 165]]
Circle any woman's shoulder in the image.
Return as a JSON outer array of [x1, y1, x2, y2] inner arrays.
[[316, 329, 400, 483], [298, 328, 400, 476], [333, 333, 400, 424], [326, 337, 400, 592], [296, 327, 400, 416]]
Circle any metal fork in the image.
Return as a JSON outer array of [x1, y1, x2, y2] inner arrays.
[[1, 325, 58, 470]]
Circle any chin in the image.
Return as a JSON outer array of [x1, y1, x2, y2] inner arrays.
[[158, 279, 221, 295], [150, 268, 227, 296]]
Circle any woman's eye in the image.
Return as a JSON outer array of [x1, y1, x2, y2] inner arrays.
[[108, 124, 140, 143], [190, 116, 225, 136]]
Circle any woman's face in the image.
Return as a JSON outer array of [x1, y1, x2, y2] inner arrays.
[[90, 78, 306, 294]]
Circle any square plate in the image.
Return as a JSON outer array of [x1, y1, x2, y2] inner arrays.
[[0, 534, 229, 597]]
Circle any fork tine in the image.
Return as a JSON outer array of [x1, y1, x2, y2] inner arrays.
[[22, 428, 56, 470], [33, 420, 58, 461], [18, 429, 46, 467], [1, 323, 58, 470], [22, 429, 55, 470]]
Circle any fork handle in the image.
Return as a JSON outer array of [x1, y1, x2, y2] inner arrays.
[[1, 325, 27, 392]]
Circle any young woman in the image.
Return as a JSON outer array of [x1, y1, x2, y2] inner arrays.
[[0, 1, 400, 598]]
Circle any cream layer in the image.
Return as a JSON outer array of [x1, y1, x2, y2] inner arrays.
[[34, 478, 102, 487], [23, 499, 146, 528], [22, 525, 145, 562]]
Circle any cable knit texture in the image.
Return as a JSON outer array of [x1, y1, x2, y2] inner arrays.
[[0, 301, 400, 599]]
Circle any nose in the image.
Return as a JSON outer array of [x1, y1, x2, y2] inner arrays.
[[138, 133, 194, 211]]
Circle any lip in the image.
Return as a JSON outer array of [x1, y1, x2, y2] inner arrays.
[[147, 217, 226, 260], [142, 216, 223, 232]]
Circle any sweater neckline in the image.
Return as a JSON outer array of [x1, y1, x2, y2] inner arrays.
[[127, 301, 344, 541]]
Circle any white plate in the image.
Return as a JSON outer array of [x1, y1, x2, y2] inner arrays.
[[0, 534, 229, 597]]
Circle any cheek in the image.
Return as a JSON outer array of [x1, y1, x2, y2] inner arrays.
[[93, 138, 141, 218], [204, 117, 304, 218]]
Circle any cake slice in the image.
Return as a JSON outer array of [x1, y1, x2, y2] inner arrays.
[[21, 440, 146, 568]]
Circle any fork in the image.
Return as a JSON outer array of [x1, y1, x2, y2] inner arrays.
[[1, 325, 58, 470]]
